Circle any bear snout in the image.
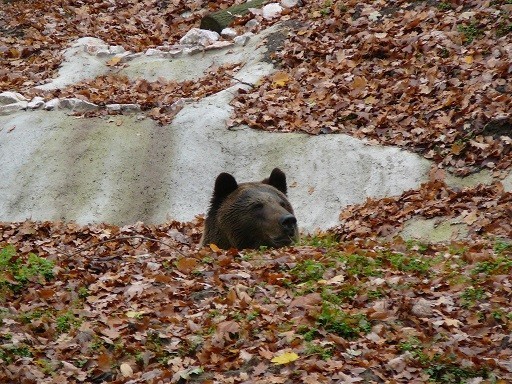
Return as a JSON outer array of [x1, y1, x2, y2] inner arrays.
[[202, 168, 299, 249], [279, 214, 297, 236]]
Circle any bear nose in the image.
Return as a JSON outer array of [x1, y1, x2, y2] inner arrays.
[[280, 214, 297, 235]]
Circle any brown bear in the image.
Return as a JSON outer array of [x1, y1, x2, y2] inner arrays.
[[201, 168, 299, 249]]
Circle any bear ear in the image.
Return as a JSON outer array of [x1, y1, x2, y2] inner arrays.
[[265, 168, 287, 195], [212, 172, 238, 202]]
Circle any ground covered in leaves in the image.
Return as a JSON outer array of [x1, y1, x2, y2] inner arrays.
[[2, 1, 512, 382], [1, 220, 512, 383], [231, 0, 512, 177], [334, 177, 512, 242]]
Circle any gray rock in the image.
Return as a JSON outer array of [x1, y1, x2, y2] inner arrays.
[[120, 104, 141, 112], [27, 97, 46, 110], [106, 104, 122, 111], [145, 48, 164, 56], [281, 0, 300, 8], [204, 41, 234, 51], [183, 46, 204, 55], [164, 49, 182, 58], [59, 98, 99, 112], [234, 33, 253, 46], [96, 49, 112, 58], [0, 23, 435, 233], [119, 52, 141, 63], [0, 91, 28, 105], [106, 104, 141, 113], [221, 28, 238, 39], [36, 37, 112, 90], [179, 28, 220, 46], [245, 19, 260, 31], [44, 98, 61, 110], [0, 101, 27, 115], [109, 45, 126, 54], [262, 3, 283, 19], [79, 37, 109, 55]]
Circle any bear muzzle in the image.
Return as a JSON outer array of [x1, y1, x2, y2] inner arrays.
[[279, 214, 298, 239]]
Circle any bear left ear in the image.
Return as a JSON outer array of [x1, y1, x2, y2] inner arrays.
[[213, 172, 238, 202], [265, 168, 287, 195]]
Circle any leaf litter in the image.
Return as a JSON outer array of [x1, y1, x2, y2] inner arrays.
[[1, 216, 512, 383], [1, 0, 512, 382]]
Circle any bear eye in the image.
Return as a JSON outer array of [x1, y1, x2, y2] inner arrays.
[[251, 202, 264, 210]]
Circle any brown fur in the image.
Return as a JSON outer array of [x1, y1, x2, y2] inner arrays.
[[201, 168, 299, 249]]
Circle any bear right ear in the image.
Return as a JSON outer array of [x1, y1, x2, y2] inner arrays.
[[265, 168, 287, 195], [212, 172, 238, 202]]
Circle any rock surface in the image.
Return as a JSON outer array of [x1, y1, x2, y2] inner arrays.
[[2, 22, 505, 234]]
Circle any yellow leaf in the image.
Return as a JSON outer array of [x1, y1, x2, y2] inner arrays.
[[126, 311, 145, 318], [364, 95, 377, 104], [271, 71, 291, 88], [271, 352, 299, 365], [463, 55, 473, 64], [209, 243, 221, 252], [106, 56, 122, 66]]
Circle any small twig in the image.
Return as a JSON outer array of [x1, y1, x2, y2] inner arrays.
[[55, 235, 188, 258], [226, 73, 255, 88]]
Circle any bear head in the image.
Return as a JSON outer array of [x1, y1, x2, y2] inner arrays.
[[201, 168, 299, 249]]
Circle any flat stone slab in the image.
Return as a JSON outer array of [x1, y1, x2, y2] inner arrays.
[[0, 22, 435, 233], [0, 87, 431, 232]]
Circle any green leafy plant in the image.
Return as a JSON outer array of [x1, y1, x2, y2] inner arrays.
[[246, 311, 259, 321], [494, 240, 512, 254], [304, 341, 334, 360], [405, 240, 429, 253], [297, 326, 320, 342], [320, 0, 333, 16], [290, 259, 326, 282], [78, 286, 89, 299], [0, 344, 32, 364], [338, 253, 382, 277], [460, 286, 486, 308], [37, 358, 55, 375], [0, 245, 54, 291], [496, 21, 512, 37], [437, 2, 452, 10], [472, 257, 512, 275], [458, 23, 483, 44], [56, 311, 81, 334], [316, 303, 371, 339], [386, 252, 432, 274], [399, 337, 491, 382], [399, 337, 430, 365], [0, 246, 55, 303], [321, 285, 358, 304], [425, 363, 490, 383], [300, 234, 339, 248]]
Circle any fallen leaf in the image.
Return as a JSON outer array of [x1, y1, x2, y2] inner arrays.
[[209, 243, 221, 252], [271, 351, 299, 365], [271, 71, 291, 88], [176, 257, 198, 274], [120, 363, 133, 377], [106, 56, 122, 66]]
